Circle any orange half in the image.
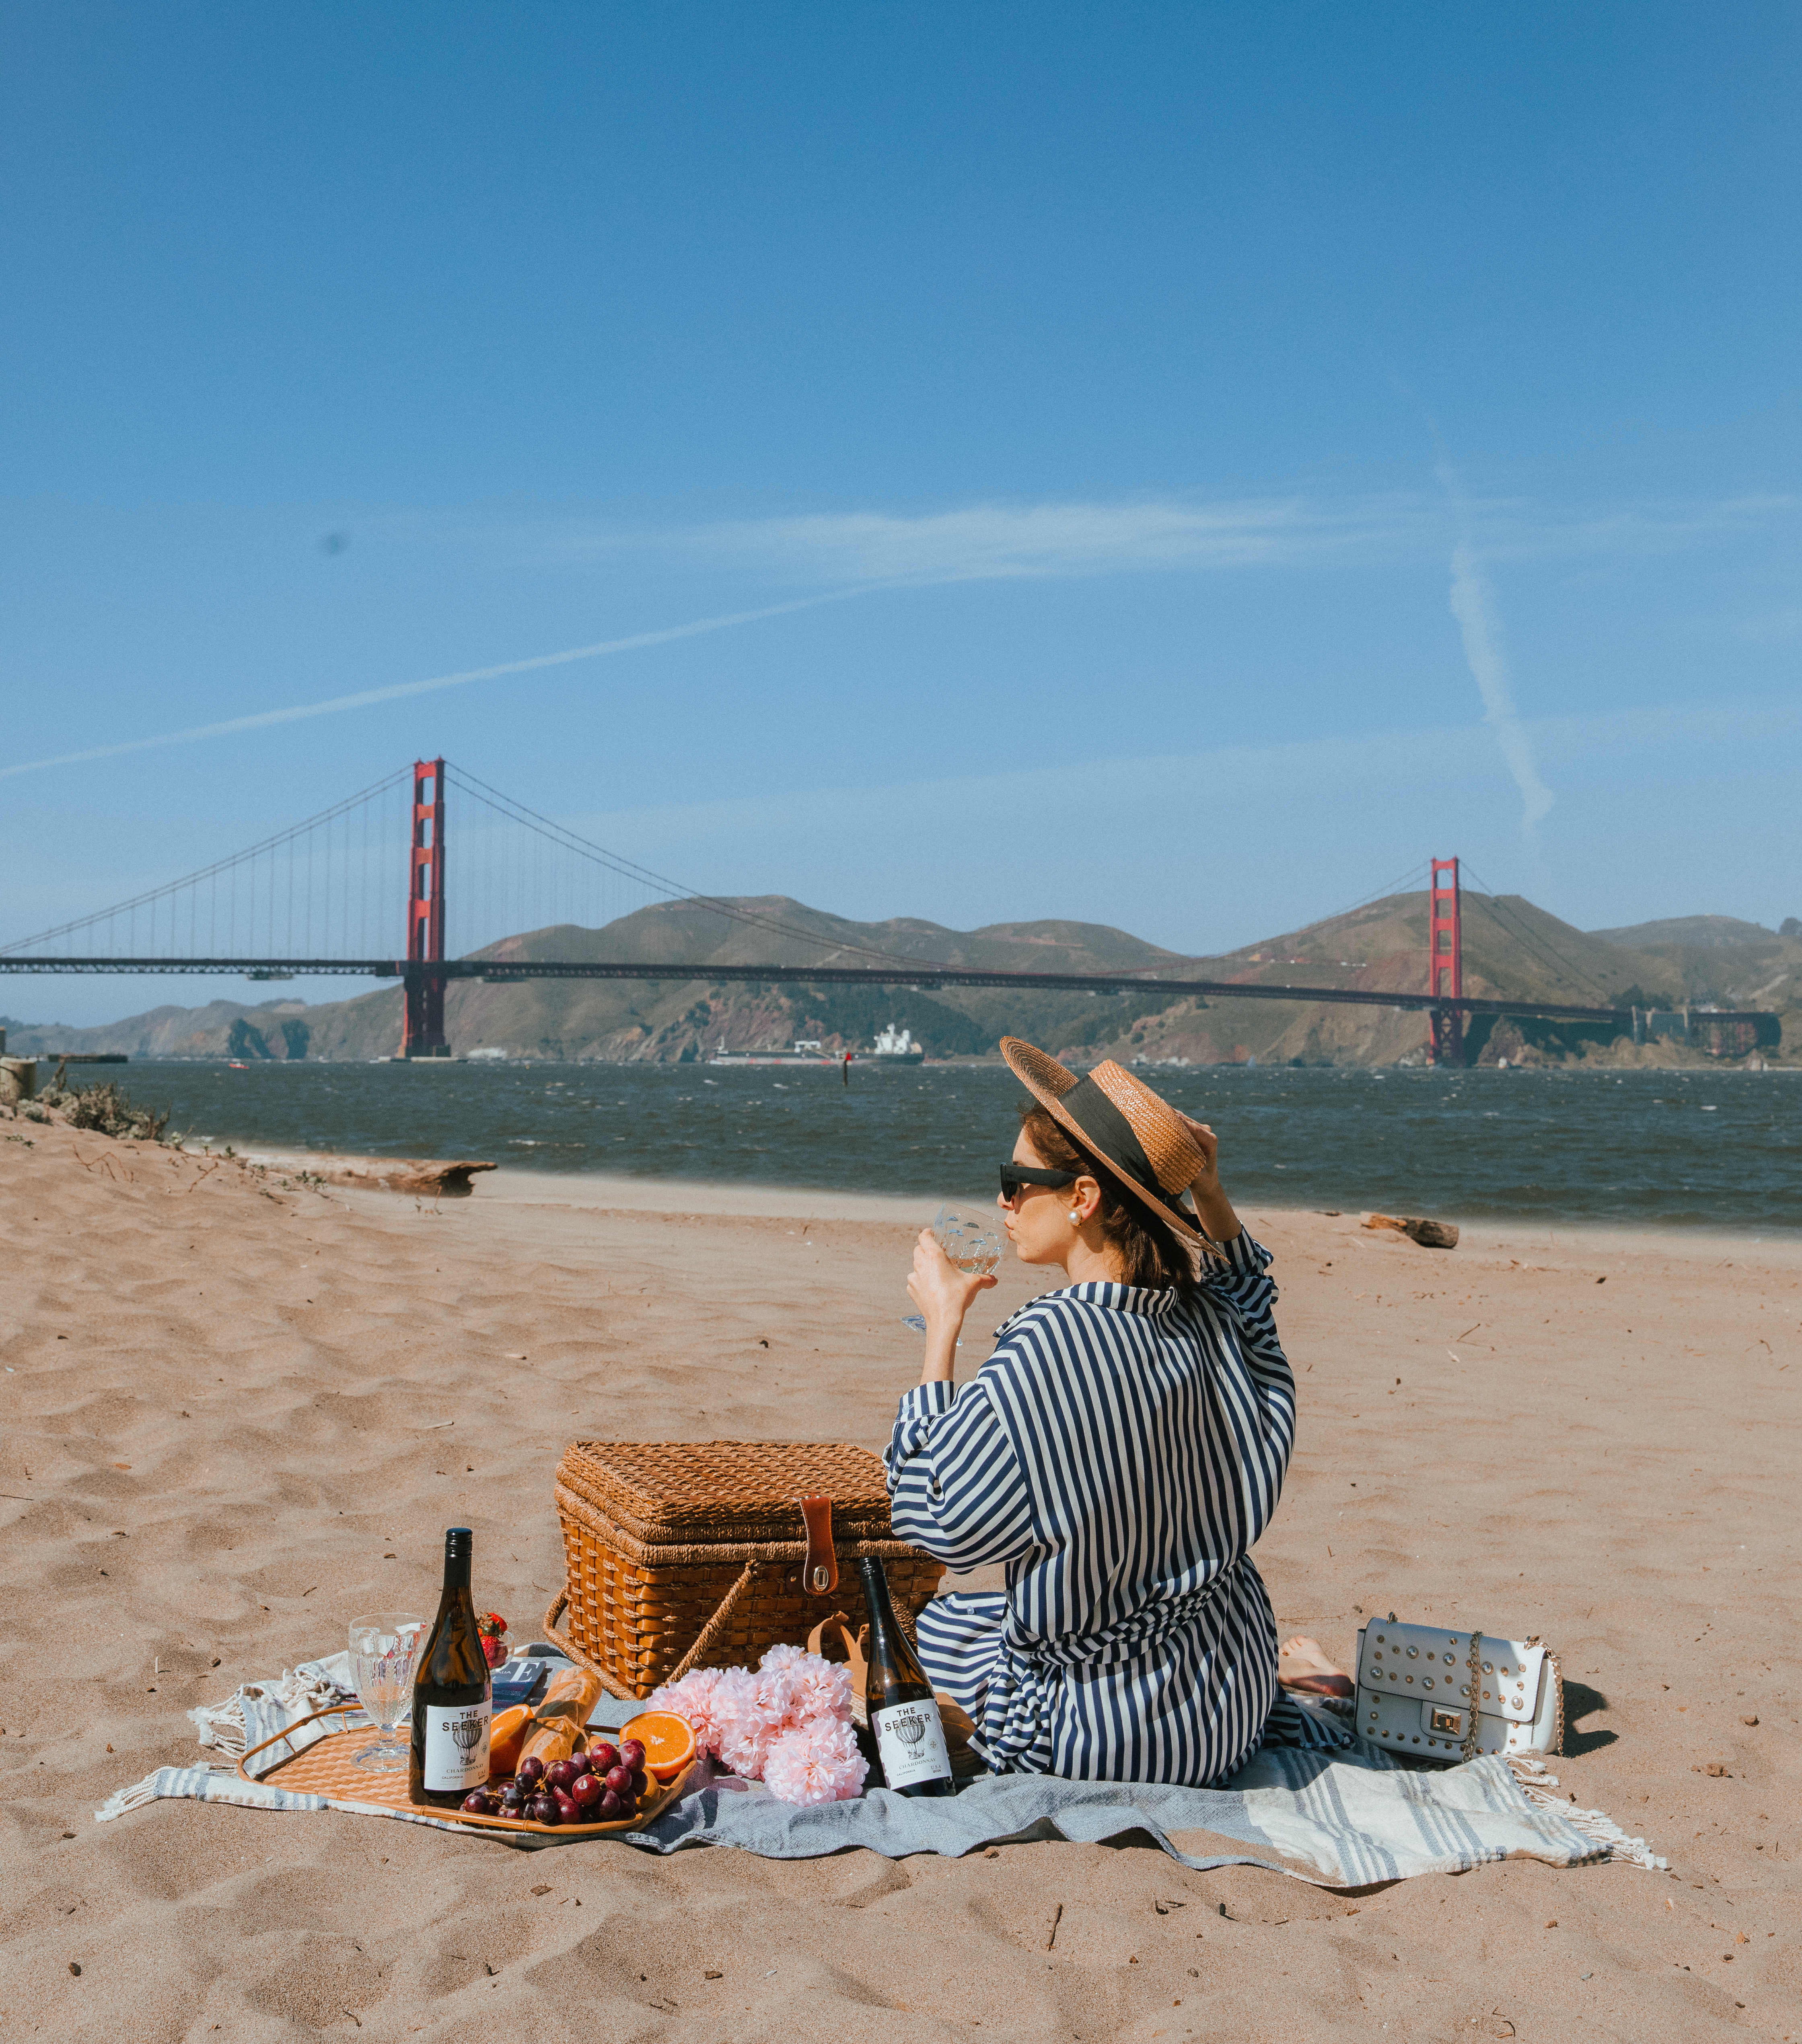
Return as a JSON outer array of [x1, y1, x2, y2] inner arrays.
[[487, 1704, 532, 1782], [621, 1709, 698, 1785]]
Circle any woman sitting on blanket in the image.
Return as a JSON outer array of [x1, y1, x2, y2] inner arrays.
[[885, 1038, 1351, 1785]]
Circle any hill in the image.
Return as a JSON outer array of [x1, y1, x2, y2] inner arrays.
[[5, 894, 1788, 1068], [2, 997, 329, 1063], [1591, 915, 1800, 1005], [1589, 915, 1802, 1060]]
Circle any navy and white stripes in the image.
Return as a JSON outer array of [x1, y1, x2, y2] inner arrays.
[[885, 1230, 1327, 1786]]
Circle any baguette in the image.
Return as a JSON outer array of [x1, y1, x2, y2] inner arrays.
[[518, 1666, 605, 1768]]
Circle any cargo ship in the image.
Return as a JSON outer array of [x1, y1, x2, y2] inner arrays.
[[709, 1024, 926, 1068]]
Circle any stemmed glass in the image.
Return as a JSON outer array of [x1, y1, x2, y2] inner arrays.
[[902, 1205, 1005, 1335], [347, 1612, 425, 1771]]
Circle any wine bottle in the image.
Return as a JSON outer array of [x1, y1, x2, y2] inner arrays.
[[409, 1527, 492, 1808], [857, 1556, 955, 1797]]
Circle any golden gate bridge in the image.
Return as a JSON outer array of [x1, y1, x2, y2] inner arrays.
[[0, 757, 1778, 1065]]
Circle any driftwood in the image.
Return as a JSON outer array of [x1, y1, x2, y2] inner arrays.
[[277, 1155, 497, 1198], [1363, 1212, 1460, 1250]]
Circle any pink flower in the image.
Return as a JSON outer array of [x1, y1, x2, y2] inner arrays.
[[710, 1668, 777, 1779], [763, 1717, 869, 1806], [650, 1646, 864, 1786], [754, 1666, 801, 1729], [759, 1643, 854, 1727], [789, 1656, 855, 1726], [646, 1668, 728, 1758], [717, 1716, 778, 1780]]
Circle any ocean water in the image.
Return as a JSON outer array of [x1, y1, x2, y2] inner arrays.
[[81, 1059, 1802, 1233]]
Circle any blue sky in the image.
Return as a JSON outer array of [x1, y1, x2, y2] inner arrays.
[[3, 2, 1798, 1023]]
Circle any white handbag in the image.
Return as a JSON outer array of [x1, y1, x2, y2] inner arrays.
[[1354, 1614, 1563, 1762]]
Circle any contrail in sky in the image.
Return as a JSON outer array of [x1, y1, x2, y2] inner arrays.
[[0, 586, 876, 781], [1445, 537, 1554, 833], [1435, 461, 1554, 836]]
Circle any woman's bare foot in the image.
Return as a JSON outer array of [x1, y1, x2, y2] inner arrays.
[[1278, 1634, 1354, 1698]]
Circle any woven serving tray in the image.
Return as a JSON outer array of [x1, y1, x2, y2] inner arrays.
[[240, 1705, 696, 1836]]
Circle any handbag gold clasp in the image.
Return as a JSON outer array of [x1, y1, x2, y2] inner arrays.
[[1429, 1707, 1465, 1735]]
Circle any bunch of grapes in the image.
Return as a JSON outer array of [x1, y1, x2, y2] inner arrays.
[[461, 1738, 648, 1825]]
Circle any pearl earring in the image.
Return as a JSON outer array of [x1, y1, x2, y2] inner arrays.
[[1069, 1210, 1082, 1225]]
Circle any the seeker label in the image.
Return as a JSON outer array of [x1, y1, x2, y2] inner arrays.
[[872, 1699, 950, 1790], [422, 1701, 490, 1793]]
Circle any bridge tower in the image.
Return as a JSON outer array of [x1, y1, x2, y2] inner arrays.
[[1427, 856, 1464, 1066], [400, 757, 450, 1058]]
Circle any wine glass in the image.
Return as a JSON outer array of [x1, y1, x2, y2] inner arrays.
[[901, 1205, 1006, 1335], [347, 1612, 425, 1771]]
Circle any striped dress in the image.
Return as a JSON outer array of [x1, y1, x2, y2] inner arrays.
[[884, 1230, 1344, 1784]]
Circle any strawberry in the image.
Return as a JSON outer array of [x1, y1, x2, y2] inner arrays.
[[477, 1610, 509, 1669]]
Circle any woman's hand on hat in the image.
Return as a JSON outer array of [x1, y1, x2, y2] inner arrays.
[[1177, 1115, 1241, 1244], [1177, 1114, 1222, 1191]]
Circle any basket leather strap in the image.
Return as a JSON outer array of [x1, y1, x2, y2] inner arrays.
[[798, 1493, 838, 1596], [805, 1611, 868, 1697]]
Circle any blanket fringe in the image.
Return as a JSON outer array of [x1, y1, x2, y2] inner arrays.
[[188, 1696, 249, 1760], [95, 1772, 168, 1823], [189, 1667, 342, 1761], [1507, 1755, 1666, 1870]]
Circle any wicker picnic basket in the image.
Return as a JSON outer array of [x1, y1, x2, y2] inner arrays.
[[543, 1440, 946, 1700]]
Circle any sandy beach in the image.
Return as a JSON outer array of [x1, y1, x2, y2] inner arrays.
[[2, 1115, 1796, 2043]]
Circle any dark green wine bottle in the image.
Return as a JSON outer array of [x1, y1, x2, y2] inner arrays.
[[858, 1556, 955, 1798], [409, 1527, 492, 1808]]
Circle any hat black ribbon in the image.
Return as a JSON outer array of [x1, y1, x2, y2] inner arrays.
[[1059, 1076, 1197, 1231]]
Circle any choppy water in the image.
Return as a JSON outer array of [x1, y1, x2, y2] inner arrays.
[[87, 1060, 1802, 1233]]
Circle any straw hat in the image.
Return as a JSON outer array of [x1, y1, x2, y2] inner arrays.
[[1000, 1037, 1226, 1258]]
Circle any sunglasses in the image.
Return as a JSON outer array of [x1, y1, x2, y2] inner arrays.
[[999, 1162, 1080, 1204]]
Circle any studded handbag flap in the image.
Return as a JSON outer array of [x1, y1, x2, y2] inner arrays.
[[1354, 1616, 1563, 1763]]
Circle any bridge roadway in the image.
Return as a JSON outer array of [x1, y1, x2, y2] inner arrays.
[[0, 954, 1659, 1026]]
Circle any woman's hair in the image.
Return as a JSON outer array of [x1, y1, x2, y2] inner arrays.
[[1018, 1102, 1197, 1295]]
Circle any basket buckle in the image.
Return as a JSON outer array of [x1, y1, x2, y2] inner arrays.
[[798, 1493, 838, 1596]]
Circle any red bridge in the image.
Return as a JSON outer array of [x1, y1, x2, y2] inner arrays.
[[0, 756, 1778, 1065]]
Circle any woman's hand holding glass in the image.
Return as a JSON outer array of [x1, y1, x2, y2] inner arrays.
[[905, 1208, 1000, 1383]]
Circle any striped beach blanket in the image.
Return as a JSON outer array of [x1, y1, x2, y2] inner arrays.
[[94, 1651, 1664, 1883]]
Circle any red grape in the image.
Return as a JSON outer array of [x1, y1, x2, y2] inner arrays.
[[546, 1757, 582, 1793], [570, 1773, 603, 1808], [552, 1789, 581, 1823], [461, 1791, 496, 1816], [598, 1787, 621, 1818], [527, 1793, 559, 1825], [630, 1769, 648, 1797], [604, 1764, 632, 1795], [517, 1756, 545, 1787], [588, 1741, 619, 1775], [618, 1739, 646, 1771]]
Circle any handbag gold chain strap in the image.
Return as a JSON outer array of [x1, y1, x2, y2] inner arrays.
[[1461, 1630, 1483, 1764]]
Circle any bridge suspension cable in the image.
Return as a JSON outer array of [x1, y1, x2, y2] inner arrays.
[[1459, 860, 1617, 1004], [1307, 859, 1433, 932], [444, 765, 1041, 977], [2, 759, 1031, 979], [0, 769, 413, 962], [0, 761, 1675, 1053]]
